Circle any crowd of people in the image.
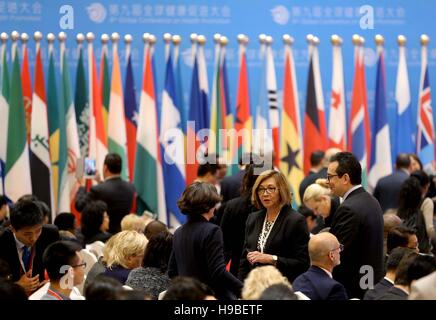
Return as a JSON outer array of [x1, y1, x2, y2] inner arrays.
[[0, 150, 435, 300]]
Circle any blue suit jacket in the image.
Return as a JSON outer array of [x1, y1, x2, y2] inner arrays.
[[292, 266, 348, 300]]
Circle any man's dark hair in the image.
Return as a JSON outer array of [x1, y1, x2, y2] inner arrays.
[[54, 212, 76, 232], [310, 151, 325, 167], [36, 200, 51, 220], [104, 153, 122, 174], [197, 162, 219, 177], [85, 274, 123, 300], [407, 254, 436, 282], [396, 153, 411, 170], [387, 226, 416, 254], [43, 241, 81, 282], [144, 220, 168, 240], [298, 205, 316, 220], [0, 279, 27, 300], [142, 231, 173, 272], [163, 276, 214, 300], [10, 199, 44, 230], [394, 251, 418, 286], [386, 247, 414, 272], [16, 194, 38, 203], [330, 152, 362, 185], [409, 154, 423, 170], [259, 283, 298, 300], [80, 200, 107, 239], [410, 170, 430, 188]]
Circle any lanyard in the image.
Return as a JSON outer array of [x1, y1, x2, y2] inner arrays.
[[258, 210, 280, 253], [47, 289, 64, 300]]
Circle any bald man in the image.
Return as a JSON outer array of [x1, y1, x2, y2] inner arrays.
[[292, 232, 348, 300]]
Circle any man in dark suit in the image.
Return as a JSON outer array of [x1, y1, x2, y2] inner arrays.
[[327, 152, 384, 299], [0, 199, 59, 295], [299, 150, 326, 201], [76, 153, 136, 234], [292, 232, 348, 300], [363, 247, 412, 300], [373, 153, 411, 213]]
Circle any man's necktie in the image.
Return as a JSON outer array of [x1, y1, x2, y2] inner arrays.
[[22, 246, 30, 270]]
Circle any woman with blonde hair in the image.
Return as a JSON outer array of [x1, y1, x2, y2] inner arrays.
[[238, 170, 310, 283], [121, 214, 148, 233], [102, 230, 148, 284], [242, 266, 292, 300], [303, 179, 340, 230]]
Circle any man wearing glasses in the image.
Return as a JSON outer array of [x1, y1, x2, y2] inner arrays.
[[292, 232, 348, 300], [40, 241, 86, 300], [327, 152, 384, 299]]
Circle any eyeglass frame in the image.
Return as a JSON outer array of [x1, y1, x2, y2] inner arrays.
[[326, 174, 339, 182], [257, 186, 279, 195], [330, 244, 344, 253], [71, 262, 87, 269]]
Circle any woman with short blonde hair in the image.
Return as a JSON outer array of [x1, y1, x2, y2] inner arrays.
[[242, 266, 291, 300], [103, 230, 148, 284], [303, 180, 339, 228], [239, 170, 310, 283], [121, 214, 147, 233]]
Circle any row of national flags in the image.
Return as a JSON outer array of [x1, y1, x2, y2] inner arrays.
[[0, 31, 434, 225]]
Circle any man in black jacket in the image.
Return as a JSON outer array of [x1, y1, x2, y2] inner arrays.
[[327, 152, 384, 299], [76, 153, 136, 233], [0, 199, 59, 295]]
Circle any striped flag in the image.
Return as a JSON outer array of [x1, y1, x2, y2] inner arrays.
[[108, 36, 128, 180], [134, 40, 167, 221], [0, 37, 9, 196], [368, 42, 392, 189], [160, 43, 186, 228], [395, 36, 415, 155], [348, 40, 371, 186], [186, 38, 209, 184], [21, 38, 32, 144], [303, 40, 327, 175], [416, 38, 434, 166], [209, 36, 222, 156], [173, 38, 187, 134], [75, 37, 89, 160], [30, 37, 53, 212], [88, 36, 108, 177], [60, 36, 81, 213], [232, 36, 252, 173], [5, 40, 32, 202], [100, 37, 110, 135], [266, 41, 279, 168], [124, 39, 138, 181], [328, 37, 346, 150], [280, 36, 304, 205]]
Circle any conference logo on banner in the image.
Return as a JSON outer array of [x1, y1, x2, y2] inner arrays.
[[0, 1, 42, 21], [86, 2, 107, 23], [270, 5, 290, 25], [85, 3, 231, 25]]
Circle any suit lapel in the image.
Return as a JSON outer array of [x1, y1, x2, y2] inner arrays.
[[263, 205, 288, 252]]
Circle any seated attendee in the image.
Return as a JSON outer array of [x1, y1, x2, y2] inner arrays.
[[378, 251, 419, 300], [241, 266, 291, 300], [121, 214, 147, 233], [407, 254, 436, 283], [0, 199, 59, 295], [85, 274, 124, 300], [75, 153, 136, 233], [409, 271, 436, 300], [143, 220, 168, 241], [53, 212, 82, 245], [387, 226, 419, 255], [383, 214, 402, 257], [292, 232, 348, 300], [103, 230, 148, 284], [126, 231, 173, 299], [79, 200, 111, 245], [162, 276, 215, 300], [364, 247, 413, 300], [40, 241, 85, 300], [259, 283, 298, 300], [0, 195, 9, 228]]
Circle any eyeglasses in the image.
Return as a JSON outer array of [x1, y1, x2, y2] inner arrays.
[[331, 244, 344, 252], [72, 262, 87, 269], [257, 186, 278, 195], [327, 174, 339, 182]]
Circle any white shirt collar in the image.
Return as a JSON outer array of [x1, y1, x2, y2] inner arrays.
[[342, 185, 362, 201], [318, 266, 333, 278], [384, 276, 394, 285], [13, 233, 26, 251]]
